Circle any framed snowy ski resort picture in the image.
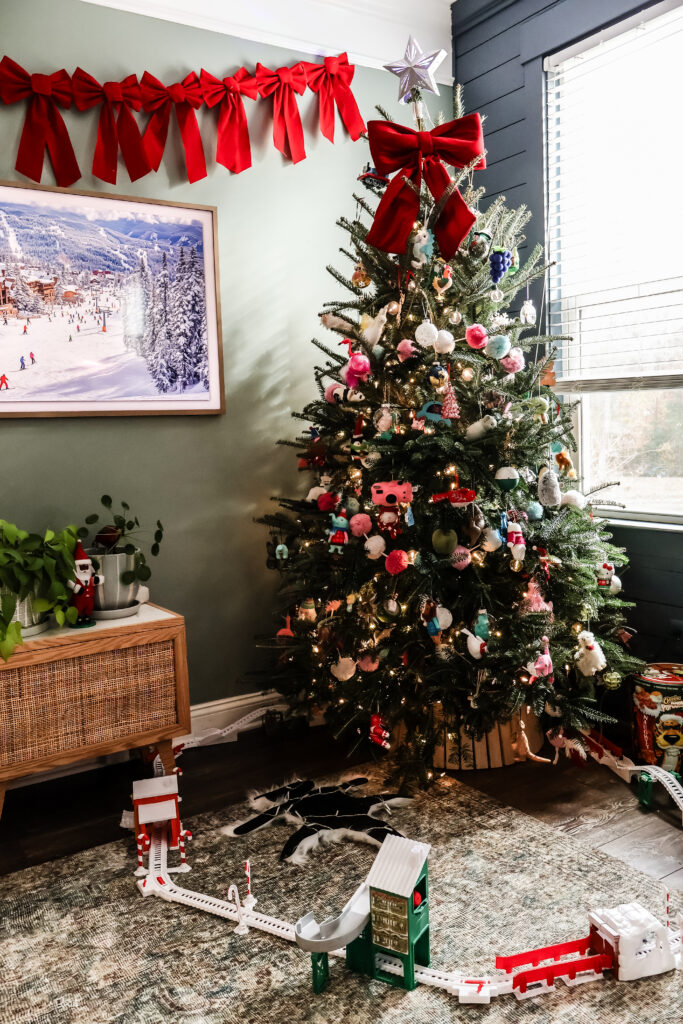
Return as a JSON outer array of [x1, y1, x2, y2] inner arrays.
[[0, 182, 224, 416]]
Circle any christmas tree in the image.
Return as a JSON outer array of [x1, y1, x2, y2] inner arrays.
[[259, 55, 642, 787]]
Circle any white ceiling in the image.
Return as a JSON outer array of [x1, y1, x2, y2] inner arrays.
[[80, 0, 454, 84]]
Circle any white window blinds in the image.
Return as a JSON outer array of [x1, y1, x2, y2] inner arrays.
[[545, 1, 683, 392]]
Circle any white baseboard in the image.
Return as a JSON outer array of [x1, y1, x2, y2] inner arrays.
[[7, 689, 282, 791]]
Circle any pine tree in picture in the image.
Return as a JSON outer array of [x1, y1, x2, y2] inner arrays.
[[258, 68, 643, 787]]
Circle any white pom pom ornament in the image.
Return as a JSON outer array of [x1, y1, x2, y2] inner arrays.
[[433, 330, 455, 354], [415, 321, 439, 348], [330, 656, 357, 681], [560, 489, 587, 510], [364, 535, 386, 560]]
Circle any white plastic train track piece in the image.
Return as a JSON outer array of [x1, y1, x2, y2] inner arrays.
[[296, 881, 370, 952], [582, 730, 683, 825]]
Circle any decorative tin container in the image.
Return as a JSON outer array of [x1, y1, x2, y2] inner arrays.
[[631, 663, 683, 774]]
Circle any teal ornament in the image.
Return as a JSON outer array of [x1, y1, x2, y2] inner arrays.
[[373, 345, 385, 360], [527, 500, 544, 522], [485, 334, 511, 359], [417, 400, 449, 426], [474, 609, 490, 641], [275, 543, 289, 560], [494, 466, 520, 491], [550, 440, 564, 454]]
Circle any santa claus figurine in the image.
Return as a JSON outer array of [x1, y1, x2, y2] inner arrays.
[[68, 541, 105, 627]]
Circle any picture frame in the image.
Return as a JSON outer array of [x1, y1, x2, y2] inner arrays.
[[0, 180, 224, 417]]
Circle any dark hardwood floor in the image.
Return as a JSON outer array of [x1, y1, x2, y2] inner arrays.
[[2, 726, 682, 887]]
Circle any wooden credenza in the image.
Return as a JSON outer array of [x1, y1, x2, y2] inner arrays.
[[0, 603, 191, 817]]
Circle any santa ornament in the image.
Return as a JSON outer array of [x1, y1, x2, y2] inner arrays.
[[68, 541, 105, 627]]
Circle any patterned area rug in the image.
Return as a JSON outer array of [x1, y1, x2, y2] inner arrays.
[[1, 771, 681, 1024]]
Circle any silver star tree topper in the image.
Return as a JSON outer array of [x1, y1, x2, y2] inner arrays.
[[384, 35, 447, 103]]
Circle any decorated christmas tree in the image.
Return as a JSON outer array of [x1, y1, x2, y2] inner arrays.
[[259, 42, 642, 786]]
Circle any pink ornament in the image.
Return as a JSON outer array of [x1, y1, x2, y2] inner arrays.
[[317, 492, 339, 512], [357, 653, 380, 672], [451, 545, 472, 570], [465, 324, 488, 349], [385, 549, 410, 575], [520, 579, 554, 616], [349, 513, 372, 537], [500, 346, 525, 373], [344, 352, 371, 388], [397, 339, 418, 362], [324, 382, 340, 403]]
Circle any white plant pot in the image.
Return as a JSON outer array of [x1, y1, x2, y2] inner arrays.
[[0, 583, 50, 637]]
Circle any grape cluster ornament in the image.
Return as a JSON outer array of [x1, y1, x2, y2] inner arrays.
[[489, 247, 512, 284]]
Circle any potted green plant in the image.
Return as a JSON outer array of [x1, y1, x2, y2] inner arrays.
[[79, 496, 164, 616], [0, 520, 79, 660]]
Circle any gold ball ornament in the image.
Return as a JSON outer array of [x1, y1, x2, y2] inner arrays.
[[603, 670, 622, 690], [510, 559, 524, 572], [387, 300, 400, 316]]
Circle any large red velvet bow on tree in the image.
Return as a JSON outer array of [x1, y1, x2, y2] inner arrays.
[[255, 63, 307, 164], [140, 71, 206, 183], [200, 67, 257, 174], [0, 56, 80, 187], [301, 53, 365, 142], [365, 115, 486, 260], [72, 69, 149, 184]]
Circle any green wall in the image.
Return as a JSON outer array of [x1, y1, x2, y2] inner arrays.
[[1, 0, 450, 704]]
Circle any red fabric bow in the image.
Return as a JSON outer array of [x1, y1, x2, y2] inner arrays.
[[200, 67, 257, 174], [255, 63, 307, 164], [141, 71, 206, 183], [365, 115, 486, 259], [301, 53, 365, 142], [0, 56, 80, 187], [72, 69, 149, 184]]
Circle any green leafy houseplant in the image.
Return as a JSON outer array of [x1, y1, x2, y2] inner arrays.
[[0, 520, 79, 660], [79, 495, 164, 586]]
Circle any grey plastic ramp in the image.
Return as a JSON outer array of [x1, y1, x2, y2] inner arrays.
[[295, 882, 370, 952]]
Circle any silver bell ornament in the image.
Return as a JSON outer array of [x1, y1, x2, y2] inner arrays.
[[519, 299, 537, 326]]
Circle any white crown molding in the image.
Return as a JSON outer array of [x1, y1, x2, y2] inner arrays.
[[79, 0, 454, 84]]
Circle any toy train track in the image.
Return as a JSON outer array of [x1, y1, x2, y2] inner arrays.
[[583, 730, 683, 824]]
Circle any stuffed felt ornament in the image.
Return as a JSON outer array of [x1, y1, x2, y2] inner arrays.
[[574, 630, 607, 676], [546, 728, 586, 766], [432, 263, 453, 298], [360, 305, 389, 346], [276, 615, 295, 639], [415, 321, 439, 348], [330, 654, 357, 681], [596, 561, 622, 595], [538, 465, 562, 507], [465, 414, 496, 441], [525, 636, 554, 685], [554, 448, 577, 478], [411, 225, 434, 268], [451, 545, 472, 570], [306, 485, 327, 503], [357, 651, 380, 673], [385, 549, 410, 575], [519, 299, 537, 326], [465, 323, 488, 350], [526, 395, 549, 423], [485, 334, 511, 360], [495, 466, 520, 491], [561, 489, 587, 510], [429, 363, 449, 392], [298, 598, 317, 622], [481, 526, 503, 551], [397, 339, 418, 362], [520, 579, 554, 616], [431, 486, 477, 508], [507, 524, 526, 562], [222, 777, 411, 865], [433, 329, 455, 355], [351, 261, 371, 288], [432, 528, 458, 555], [369, 713, 391, 750], [461, 628, 487, 659], [441, 384, 460, 421], [364, 535, 386, 560], [499, 347, 524, 374], [345, 496, 360, 515], [317, 491, 339, 512], [473, 608, 490, 640], [340, 340, 371, 388], [324, 382, 364, 404], [349, 512, 372, 537], [421, 599, 443, 644], [371, 480, 414, 506], [275, 543, 289, 561], [327, 510, 349, 553], [527, 500, 544, 522], [319, 311, 355, 333], [376, 506, 402, 538], [489, 247, 512, 284]]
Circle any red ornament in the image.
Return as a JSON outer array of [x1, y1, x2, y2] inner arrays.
[[200, 68, 258, 174], [140, 71, 207, 183], [317, 492, 339, 512], [431, 488, 477, 507], [255, 63, 307, 164], [364, 116, 485, 260], [71, 69, 149, 184], [369, 713, 390, 749], [0, 57, 80, 187], [465, 324, 488, 350], [376, 506, 402, 539], [301, 54, 365, 143], [385, 549, 409, 575]]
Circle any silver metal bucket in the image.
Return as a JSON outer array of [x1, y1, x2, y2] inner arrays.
[[87, 548, 139, 610]]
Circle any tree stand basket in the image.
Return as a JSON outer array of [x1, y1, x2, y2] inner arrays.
[[439, 707, 544, 770]]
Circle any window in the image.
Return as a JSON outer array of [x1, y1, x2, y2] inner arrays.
[[545, 1, 683, 522]]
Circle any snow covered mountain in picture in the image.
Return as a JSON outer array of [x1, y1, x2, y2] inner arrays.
[[0, 185, 222, 414]]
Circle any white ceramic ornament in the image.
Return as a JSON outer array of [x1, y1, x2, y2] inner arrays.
[[433, 329, 455, 354], [330, 655, 357, 681], [481, 527, 503, 551], [537, 465, 562, 507], [560, 489, 587, 510], [609, 574, 622, 595], [415, 321, 439, 348], [465, 415, 496, 441], [519, 299, 537, 326], [574, 630, 607, 676], [436, 606, 453, 630], [364, 535, 386, 560], [461, 628, 486, 660]]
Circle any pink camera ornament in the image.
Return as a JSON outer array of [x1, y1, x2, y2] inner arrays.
[[370, 481, 414, 506]]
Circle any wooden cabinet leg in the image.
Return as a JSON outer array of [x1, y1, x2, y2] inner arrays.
[[156, 739, 176, 776], [0, 782, 6, 822]]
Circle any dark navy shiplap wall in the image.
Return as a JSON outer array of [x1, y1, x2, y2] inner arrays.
[[451, 0, 683, 663]]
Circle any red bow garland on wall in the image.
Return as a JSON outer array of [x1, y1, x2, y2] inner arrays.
[[255, 63, 307, 164], [365, 115, 486, 260], [72, 69, 149, 184], [141, 71, 207, 183], [301, 53, 365, 142], [200, 68, 257, 175], [0, 56, 80, 187]]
